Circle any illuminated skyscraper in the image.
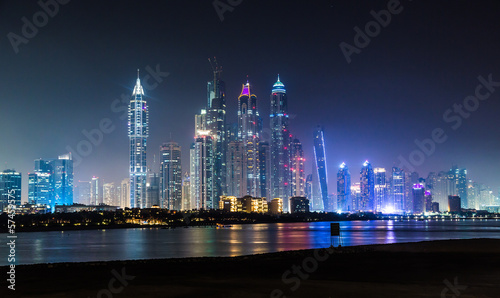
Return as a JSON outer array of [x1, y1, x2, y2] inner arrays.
[[313, 126, 329, 211], [75, 180, 91, 205], [191, 130, 214, 209], [182, 172, 191, 210], [160, 142, 182, 210], [359, 161, 375, 211], [291, 139, 305, 197], [0, 169, 22, 212], [206, 59, 227, 201], [28, 155, 73, 211], [412, 184, 425, 214], [374, 168, 387, 212], [337, 163, 351, 212], [128, 70, 149, 208], [90, 176, 102, 205], [259, 141, 271, 198], [226, 141, 246, 197], [146, 172, 160, 207], [237, 81, 260, 197], [270, 76, 291, 210], [391, 167, 405, 212]]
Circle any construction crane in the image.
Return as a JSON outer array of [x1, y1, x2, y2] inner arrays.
[[208, 57, 222, 80]]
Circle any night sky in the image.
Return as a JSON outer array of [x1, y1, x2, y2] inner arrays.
[[1, 0, 500, 202]]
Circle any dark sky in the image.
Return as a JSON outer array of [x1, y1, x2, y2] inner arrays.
[[1, 0, 500, 202]]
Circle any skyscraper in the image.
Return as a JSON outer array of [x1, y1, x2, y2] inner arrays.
[[191, 131, 214, 209], [374, 167, 387, 212], [412, 184, 425, 214], [28, 155, 73, 211], [337, 163, 351, 212], [270, 76, 291, 210], [206, 59, 227, 202], [146, 172, 160, 207], [238, 81, 260, 197], [258, 141, 270, 199], [128, 70, 149, 208], [313, 126, 329, 212], [120, 178, 130, 209], [226, 141, 246, 197], [75, 181, 91, 205], [291, 139, 305, 197], [51, 153, 73, 208], [0, 169, 22, 212], [391, 167, 405, 212], [160, 142, 182, 210], [90, 176, 102, 205], [182, 172, 191, 210], [359, 161, 375, 211]]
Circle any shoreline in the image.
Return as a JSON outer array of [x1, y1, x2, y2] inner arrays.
[[4, 238, 500, 297]]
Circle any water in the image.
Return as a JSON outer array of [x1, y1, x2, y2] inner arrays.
[[2, 219, 500, 265]]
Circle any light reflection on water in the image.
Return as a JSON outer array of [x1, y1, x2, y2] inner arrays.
[[3, 220, 500, 265]]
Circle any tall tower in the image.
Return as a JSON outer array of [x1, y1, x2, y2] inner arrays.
[[360, 161, 375, 211], [237, 80, 260, 197], [160, 142, 182, 210], [337, 162, 351, 212], [206, 58, 227, 205], [313, 126, 329, 211], [291, 139, 305, 197], [270, 76, 291, 209], [0, 169, 22, 212], [374, 168, 387, 212], [128, 70, 149, 208]]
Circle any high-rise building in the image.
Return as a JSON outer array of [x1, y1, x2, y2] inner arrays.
[[146, 172, 160, 207], [120, 178, 130, 209], [289, 197, 310, 213], [191, 131, 214, 209], [270, 76, 291, 210], [337, 163, 351, 212], [359, 160, 375, 211], [450, 166, 467, 208], [0, 169, 22, 212], [351, 182, 361, 210], [160, 142, 182, 210], [28, 155, 73, 211], [206, 59, 227, 202], [313, 126, 329, 212], [412, 184, 425, 214], [226, 141, 246, 197], [128, 70, 149, 208], [391, 167, 405, 212], [448, 195, 461, 213], [305, 174, 313, 207], [182, 172, 190, 210], [238, 81, 260, 197], [374, 168, 387, 212], [103, 182, 118, 206], [291, 139, 305, 197], [90, 176, 102, 205], [75, 181, 91, 205], [258, 141, 271, 199]]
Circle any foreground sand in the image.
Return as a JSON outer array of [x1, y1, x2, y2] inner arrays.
[[3, 238, 500, 297]]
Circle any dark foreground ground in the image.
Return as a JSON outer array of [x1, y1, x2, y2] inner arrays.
[[2, 238, 500, 298]]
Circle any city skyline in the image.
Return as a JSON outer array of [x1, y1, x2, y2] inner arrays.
[[1, 1, 500, 204]]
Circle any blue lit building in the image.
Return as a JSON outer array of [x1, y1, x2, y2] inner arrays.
[[0, 169, 22, 212], [238, 81, 260, 197], [359, 160, 375, 211], [313, 126, 329, 211], [28, 154, 73, 211], [337, 162, 351, 212], [391, 167, 405, 212], [128, 70, 149, 208], [412, 184, 425, 214]]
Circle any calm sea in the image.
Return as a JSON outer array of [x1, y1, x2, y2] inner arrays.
[[2, 219, 500, 265]]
